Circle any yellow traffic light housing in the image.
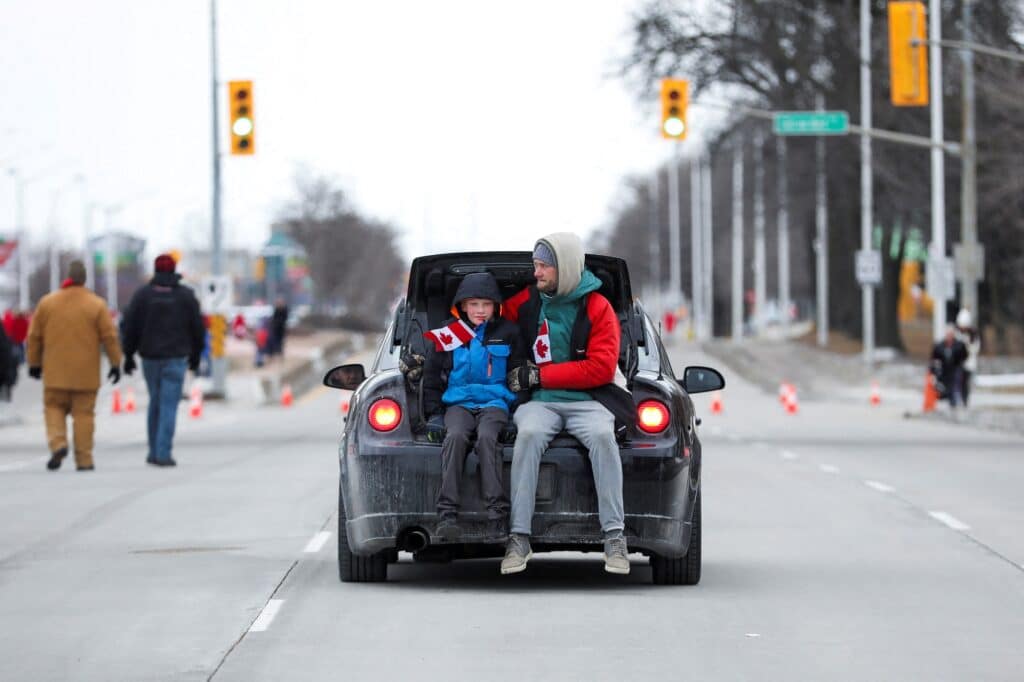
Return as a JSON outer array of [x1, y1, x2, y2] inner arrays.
[[660, 79, 689, 140], [888, 2, 929, 107], [228, 80, 255, 154]]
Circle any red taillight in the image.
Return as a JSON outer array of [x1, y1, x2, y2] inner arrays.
[[368, 398, 402, 432], [637, 400, 670, 434]]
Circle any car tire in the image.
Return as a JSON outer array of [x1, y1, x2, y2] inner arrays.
[[650, 490, 701, 585], [337, 495, 388, 583]]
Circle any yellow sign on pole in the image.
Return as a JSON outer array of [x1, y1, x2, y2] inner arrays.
[[888, 1, 929, 107]]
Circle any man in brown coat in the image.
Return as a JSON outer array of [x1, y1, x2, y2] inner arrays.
[[27, 260, 123, 471]]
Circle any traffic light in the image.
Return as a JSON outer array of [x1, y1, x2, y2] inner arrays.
[[888, 2, 929, 107], [228, 80, 255, 154], [660, 79, 689, 140]]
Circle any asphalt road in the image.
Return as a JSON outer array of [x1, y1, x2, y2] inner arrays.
[[1, 342, 1022, 681]]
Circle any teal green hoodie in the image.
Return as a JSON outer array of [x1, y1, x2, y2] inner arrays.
[[533, 268, 602, 403]]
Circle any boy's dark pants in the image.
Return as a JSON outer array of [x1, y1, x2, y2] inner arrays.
[[438, 406, 510, 520]]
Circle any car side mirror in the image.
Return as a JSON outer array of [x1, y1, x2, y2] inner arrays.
[[680, 366, 725, 394], [324, 364, 366, 390]]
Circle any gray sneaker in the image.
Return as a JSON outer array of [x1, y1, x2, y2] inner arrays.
[[603, 532, 630, 575], [500, 534, 532, 575]]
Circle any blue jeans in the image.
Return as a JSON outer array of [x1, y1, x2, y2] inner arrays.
[[142, 357, 188, 462]]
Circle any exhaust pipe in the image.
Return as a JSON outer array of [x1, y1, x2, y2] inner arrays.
[[399, 528, 429, 552]]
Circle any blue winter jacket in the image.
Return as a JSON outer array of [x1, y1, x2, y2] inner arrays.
[[422, 316, 526, 416]]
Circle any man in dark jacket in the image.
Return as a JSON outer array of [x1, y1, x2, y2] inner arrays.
[[404, 273, 526, 540], [0, 322, 14, 402], [120, 254, 205, 466], [931, 325, 968, 408], [499, 232, 633, 576]]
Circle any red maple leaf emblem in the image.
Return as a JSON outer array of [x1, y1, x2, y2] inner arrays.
[[535, 338, 549, 359], [439, 332, 454, 345]]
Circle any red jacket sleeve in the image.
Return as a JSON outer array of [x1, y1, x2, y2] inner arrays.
[[540, 294, 620, 390], [502, 286, 530, 323]]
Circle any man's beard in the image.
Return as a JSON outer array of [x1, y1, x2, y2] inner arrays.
[[538, 279, 557, 294]]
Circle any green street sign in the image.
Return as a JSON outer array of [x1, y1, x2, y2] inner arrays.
[[773, 111, 849, 136]]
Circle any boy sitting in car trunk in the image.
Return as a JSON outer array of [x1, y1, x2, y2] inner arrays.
[[401, 272, 526, 541]]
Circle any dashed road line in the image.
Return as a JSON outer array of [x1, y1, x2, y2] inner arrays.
[[303, 531, 331, 553], [819, 464, 840, 474], [249, 599, 284, 632], [780, 450, 799, 461], [864, 480, 895, 493], [929, 511, 970, 531]]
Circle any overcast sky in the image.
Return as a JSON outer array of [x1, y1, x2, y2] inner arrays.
[[0, 1, 696, 262]]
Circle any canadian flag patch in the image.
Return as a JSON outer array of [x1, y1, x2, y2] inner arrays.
[[423, 319, 476, 352], [533, 319, 553, 365]]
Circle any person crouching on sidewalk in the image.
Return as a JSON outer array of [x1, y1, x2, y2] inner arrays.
[[401, 273, 527, 541]]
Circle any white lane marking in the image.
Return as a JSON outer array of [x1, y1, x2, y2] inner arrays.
[[249, 599, 284, 632], [929, 511, 970, 531], [864, 480, 895, 493], [745, 633, 761, 638], [303, 531, 331, 553], [819, 464, 840, 474], [780, 450, 799, 461], [0, 460, 34, 472]]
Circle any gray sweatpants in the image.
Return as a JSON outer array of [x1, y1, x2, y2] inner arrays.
[[510, 400, 624, 536]]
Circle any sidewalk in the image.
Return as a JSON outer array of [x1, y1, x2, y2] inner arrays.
[[694, 337, 1024, 436]]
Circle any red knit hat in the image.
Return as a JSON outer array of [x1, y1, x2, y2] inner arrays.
[[154, 254, 176, 273]]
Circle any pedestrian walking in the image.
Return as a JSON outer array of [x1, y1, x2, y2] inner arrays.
[[26, 261, 123, 471], [268, 297, 289, 361], [0, 322, 15, 402], [955, 308, 981, 407], [119, 254, 205, 467], [499, 232, 635, 576], [931, 325, 968, 408]]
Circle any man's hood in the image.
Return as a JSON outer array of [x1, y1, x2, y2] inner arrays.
[[536, 232, 585, 297]]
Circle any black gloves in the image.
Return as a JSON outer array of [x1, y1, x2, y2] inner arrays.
[[399, 351, 425, 382], [28, 366, 42, 380], [189, 356, 201, 373], [425, 414, 446, 444], [123, 356, 136, 376], [507, 361, 540, 393], [107, 367, 121, 384]]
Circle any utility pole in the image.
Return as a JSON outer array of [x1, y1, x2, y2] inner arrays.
[[815, 94, 829, 348], [210, 0, 223, 278], [860, 0, 875, 362], [648, 168, 661, 315], [753, 130, 766, 335], [13, 172, 28, 310], [690, 156, 703, 339], [701, 153, 713, 340], [731, 138, 744, 340], [958, 0, 979, 319], [929, 0, 948, 341], [776, 137, 790, 337], [668, 145, 682, 310]]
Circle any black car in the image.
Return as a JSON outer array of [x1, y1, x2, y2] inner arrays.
[[324, 252, 724, 584]]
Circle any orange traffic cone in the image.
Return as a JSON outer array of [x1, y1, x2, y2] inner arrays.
[[869, 381, 881, 406], [281, 384, 294, 408], [111, 388, 123, 414], [124, 387, 137, 413], [710, 391, 723, 414], [922, 373, 938, 413], [189, 385, 203, 419], [784, 387, 799, 415]]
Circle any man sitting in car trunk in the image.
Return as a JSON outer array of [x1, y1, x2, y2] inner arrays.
[[500, 232, 634, 576], [406, 272, 526, 541]]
